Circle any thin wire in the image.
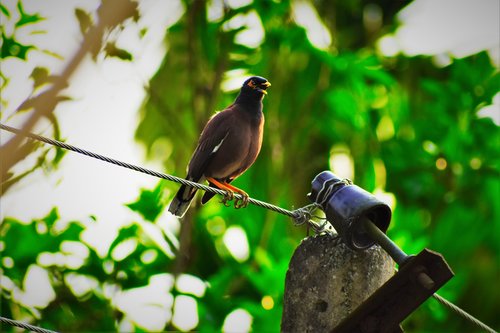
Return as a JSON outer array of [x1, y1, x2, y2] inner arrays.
[[0, 123, 325, 230], [0, 316, 60, 333], [432, 293, 497, 333], [314, 177, 352, 207]]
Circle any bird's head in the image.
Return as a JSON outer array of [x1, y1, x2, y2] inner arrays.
[[241, 76, 271, 98]]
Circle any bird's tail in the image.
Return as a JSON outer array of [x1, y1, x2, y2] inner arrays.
[[168, 182, 198, 218]]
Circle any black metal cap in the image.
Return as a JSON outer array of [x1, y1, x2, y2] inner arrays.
[[309, 171, 392, 250]]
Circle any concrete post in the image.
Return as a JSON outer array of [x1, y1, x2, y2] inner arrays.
[[281, 234, 394, 332]]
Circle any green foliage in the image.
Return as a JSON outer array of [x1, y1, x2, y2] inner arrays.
[[0, 3, 66, 194], [0, 1, 44, 60], [126, 182, 167, 222], [30, 67, 51, 89], [104, 41, 133, 61], [1, 0, 499, 332], [1, 203, 175, 330], [75, 8, 93, 35], [0, 31, 34, 59], [14, 1, 44, 28]]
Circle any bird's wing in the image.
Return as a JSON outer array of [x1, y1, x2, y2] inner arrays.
[[187, 109, 234, 180]]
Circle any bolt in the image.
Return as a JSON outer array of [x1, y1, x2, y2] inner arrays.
[[417, 272, 435, 290]]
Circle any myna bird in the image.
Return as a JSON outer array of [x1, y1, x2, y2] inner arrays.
[[168, 76, 271, 218]]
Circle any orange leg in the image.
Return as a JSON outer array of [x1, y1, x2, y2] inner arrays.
[[206, 177, 249, 209]]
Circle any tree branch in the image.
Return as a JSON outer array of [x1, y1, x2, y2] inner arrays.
[[0, 0, 138, 182]]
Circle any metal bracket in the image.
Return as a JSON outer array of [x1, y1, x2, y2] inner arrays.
[[332, 248, 454, 333]]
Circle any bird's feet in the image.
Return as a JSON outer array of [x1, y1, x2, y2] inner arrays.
[[220, 190, 234, 207], [207, 177, 249, 209], [220, 190, 249, 209], [233, 190, 249, 209]]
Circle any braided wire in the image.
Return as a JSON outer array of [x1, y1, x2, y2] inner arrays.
[[0, 316, 59, 333], [1, 123, 303, 221], [432, 294, 497, 333]]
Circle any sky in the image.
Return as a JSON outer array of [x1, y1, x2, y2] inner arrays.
[[1, 0, 499, 331], [1, 0, 182, 252]]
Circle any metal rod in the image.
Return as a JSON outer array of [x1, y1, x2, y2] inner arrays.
[[362, 218, 409, 265]]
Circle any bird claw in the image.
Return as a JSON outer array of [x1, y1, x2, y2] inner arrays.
[[219, 191, 249, 209], [220, 191, 234, 207], [234, 194, 249, 209]]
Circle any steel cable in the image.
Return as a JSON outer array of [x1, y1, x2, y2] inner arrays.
[[432, 293, 497, 333], [0, 123, 326, 230], [0, 316, 59, 333]]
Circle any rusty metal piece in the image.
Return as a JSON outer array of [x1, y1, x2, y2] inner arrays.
[[332, 249, 454, 333]]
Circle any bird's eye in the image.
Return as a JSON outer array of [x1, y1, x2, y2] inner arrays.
[[248, 80, 255, 88]]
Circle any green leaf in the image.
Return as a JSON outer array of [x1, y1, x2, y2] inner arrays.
[[15, 1, 44, 27], [75, 8, 93, 35], [42, 207, 59, 226], [0, 32, 34, 59], [126, 182, 165, 222], [41, 48, 64, 60], [0, 208, 85, 280], [364, 66, 395, 87], [104, 42, 133, 61], [44, 114, 67, 166], [30, 66, 50, 88], [0, 3, 10, 17]]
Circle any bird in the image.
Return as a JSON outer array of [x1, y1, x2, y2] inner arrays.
[[168, 76, 271, 218]]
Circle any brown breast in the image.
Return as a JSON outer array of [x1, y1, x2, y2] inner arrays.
[[204, 111, 264, 180]]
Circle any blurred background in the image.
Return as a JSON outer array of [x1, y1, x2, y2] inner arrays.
[[1, 0, 499, 331]]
